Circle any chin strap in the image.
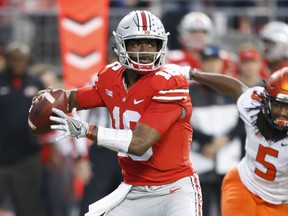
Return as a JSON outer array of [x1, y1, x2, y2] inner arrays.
[[274, 116, 288, 127]]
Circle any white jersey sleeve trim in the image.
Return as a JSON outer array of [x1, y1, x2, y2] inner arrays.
[[159, 89, 189, 94], [152, 96, 187, 101]]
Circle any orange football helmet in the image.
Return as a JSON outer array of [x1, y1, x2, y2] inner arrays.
[[263, 67, 288, 130]]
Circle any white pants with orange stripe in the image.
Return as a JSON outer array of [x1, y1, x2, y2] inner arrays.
[[104, 174, 202, 216]]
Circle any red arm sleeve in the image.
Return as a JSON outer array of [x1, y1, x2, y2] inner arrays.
[[139, 101, 182, 136], [76, 86, 105, 109]]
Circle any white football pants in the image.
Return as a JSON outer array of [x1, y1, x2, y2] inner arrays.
[[105, 174, 202, 216]]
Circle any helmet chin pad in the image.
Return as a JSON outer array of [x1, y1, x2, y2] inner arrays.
[[274, 116, 288, 127], [128, 59, 155, 71], [268, 112, 288, 131]]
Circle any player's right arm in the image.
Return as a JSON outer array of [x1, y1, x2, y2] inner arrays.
[[190, 69, 248, 101]]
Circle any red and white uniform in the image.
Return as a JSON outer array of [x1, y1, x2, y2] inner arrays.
[[76, 62, 195, 186], [237, 87, 288, 204]]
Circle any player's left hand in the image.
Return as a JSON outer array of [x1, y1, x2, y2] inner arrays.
[[50, 108, 89, 140], [32, 86, 53, 104]]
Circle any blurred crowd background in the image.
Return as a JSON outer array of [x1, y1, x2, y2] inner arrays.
[[0, 0, 288, 73], [0, 0, 288, 216]]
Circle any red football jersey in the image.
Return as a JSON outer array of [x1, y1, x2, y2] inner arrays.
[[76, 62, 195, 186]]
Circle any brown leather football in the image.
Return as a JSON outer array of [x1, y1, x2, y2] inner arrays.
[[28, 89, 68, 135]]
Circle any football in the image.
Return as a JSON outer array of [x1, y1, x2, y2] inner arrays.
[[28, 89, 68, 135]]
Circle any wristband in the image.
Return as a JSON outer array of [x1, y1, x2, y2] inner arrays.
[[97, 126, 132, 153]]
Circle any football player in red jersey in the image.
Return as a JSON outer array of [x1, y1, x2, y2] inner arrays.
[[33, 10, 202, 216]]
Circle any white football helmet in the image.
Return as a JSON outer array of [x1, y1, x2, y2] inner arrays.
[[113, 10, 169, 72], [177, 11, 213, 51], [259, 21, 288, 61]]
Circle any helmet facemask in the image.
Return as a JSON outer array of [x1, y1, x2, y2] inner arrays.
[[113, 33, 168, 72], [262, 91, 288, 131]]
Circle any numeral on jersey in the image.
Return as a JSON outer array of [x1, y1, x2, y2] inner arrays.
[[254, 144, 279, 181], [106, 61, 122, 71], [155, 68, 182, 80], [112, 106, 153, 161]]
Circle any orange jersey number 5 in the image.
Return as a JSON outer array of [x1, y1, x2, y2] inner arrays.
[[254, 144, 279, 181]]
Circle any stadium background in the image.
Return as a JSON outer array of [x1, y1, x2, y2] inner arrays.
[[1, 0, 288, 77], [1, 0, 288, 216]]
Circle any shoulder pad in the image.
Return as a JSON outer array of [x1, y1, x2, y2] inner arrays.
[[251, 90, 263, 102], [151, 65, 189, 102], [237, 87, 264, 112], [93, 61, 123, 84]]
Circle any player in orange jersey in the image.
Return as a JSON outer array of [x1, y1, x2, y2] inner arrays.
[[190, 67, 288, 216], [33, 10, 202, 216]]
